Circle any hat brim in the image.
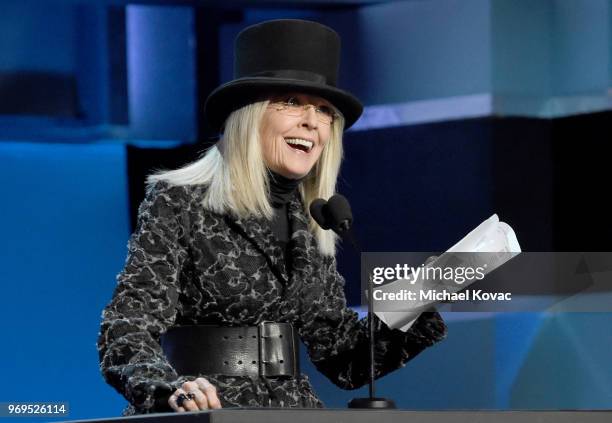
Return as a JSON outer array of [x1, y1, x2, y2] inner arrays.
[[204, 77, 363, 132]]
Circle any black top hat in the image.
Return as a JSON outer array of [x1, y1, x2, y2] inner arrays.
[[204, 19, 363, 132]]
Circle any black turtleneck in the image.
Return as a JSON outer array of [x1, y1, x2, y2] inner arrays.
[[269, 170, 302, 208], [268, 170, 303, 245]]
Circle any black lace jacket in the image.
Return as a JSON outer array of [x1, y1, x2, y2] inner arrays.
[[97, 181, 447, 415]]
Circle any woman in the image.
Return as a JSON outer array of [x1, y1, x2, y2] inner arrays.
[[97, 19, 447, 415]]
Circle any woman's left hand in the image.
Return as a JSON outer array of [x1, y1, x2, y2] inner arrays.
[[168, 378, 223, 412]]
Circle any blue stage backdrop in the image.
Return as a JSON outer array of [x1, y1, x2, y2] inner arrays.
[[2, 0, 612, 421], [3, 115, 612, 420]]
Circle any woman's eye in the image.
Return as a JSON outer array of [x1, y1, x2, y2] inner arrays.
[[285, 97, 300, 105], [316, 105, 333, 116]]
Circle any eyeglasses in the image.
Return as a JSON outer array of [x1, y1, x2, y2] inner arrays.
[[268, 97, 338, 125]]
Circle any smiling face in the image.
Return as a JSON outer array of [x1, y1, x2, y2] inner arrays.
[[259, 92, 334, 179]]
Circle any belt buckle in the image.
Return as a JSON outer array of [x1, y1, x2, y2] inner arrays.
[[257, 321, 297, 378], [257, 321, 272, 377]]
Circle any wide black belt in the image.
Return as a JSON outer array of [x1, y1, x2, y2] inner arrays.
[[160, 322, 300, 379]]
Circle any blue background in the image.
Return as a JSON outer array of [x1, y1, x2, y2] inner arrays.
[[1, 0, 612, 421]]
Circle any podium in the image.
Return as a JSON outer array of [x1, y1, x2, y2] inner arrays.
[[67, 408, 612, 423]]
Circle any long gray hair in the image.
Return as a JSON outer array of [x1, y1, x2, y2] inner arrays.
[[147, 100, 345, 256]]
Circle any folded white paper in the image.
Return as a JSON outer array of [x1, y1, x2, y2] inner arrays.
[[375, 214, 521, 331]]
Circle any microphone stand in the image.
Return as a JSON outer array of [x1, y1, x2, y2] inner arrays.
[[339, 225, 396, 409]]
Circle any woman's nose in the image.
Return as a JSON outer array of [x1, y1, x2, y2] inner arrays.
[[300, 105, 318, 129]]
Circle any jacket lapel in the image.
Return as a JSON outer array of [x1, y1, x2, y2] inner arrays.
[[224, 192, 319, 294], [286, 193, 318, 286], [224, 212, 290, 285]]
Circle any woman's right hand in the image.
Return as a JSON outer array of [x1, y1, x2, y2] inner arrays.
[[168, 378, 222, 412]]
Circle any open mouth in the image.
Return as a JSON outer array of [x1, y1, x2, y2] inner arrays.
[[285, 138, 313, 153]]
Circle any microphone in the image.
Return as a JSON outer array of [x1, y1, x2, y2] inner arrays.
[[309, 195, 396, 410], [309, 198, 332, 230], [327, 194, 353, 233], [309, 195, 353, 234]]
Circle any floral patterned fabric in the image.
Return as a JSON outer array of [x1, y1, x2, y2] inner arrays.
[[97, 181, 447, 415]]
